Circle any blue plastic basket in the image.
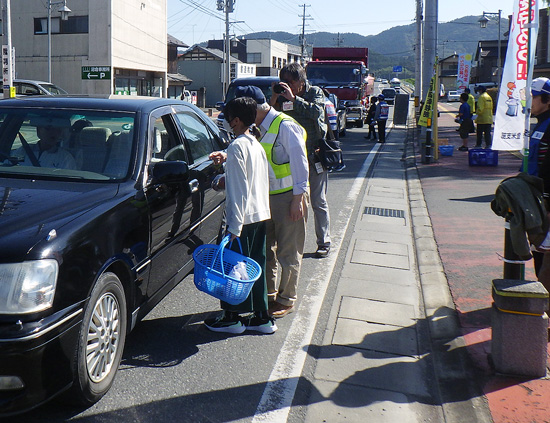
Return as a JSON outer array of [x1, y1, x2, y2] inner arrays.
[[438, 145, 454, 156], [469, 148, 498, 166], [193, 235, 261, 305]]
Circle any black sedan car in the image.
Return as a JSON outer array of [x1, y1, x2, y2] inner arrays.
[[0, 96, 227, 416]]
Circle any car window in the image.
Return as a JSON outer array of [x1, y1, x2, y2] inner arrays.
[[151, 115, 188, 164], [0, 108, 135, 181], [174, 111, 217, 162], [16, 83, 41, 96]]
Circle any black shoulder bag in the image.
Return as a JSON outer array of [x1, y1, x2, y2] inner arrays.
[[318, 111, 343, 169]]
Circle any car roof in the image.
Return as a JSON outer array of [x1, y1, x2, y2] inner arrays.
[[230, 76, 279, 86], [0, 95, 198, 114], [13, 79, 51, 85]]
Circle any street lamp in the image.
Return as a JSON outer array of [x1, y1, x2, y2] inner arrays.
[[47, 0, 71, 83], [478, 10, 501, 82]]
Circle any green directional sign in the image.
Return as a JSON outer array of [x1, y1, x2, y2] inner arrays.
[[82, 66, 111, 80]]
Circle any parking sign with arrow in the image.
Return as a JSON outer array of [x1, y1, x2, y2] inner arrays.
[[82, 66, 111, 80]]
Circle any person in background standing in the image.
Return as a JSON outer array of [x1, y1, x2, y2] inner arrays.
[[475, 85, 493, 148], [365, 96, 378, 140], [272, 62, 331, 259], [374, 94, 389, 143], [457, 92, 474, 151], [464, 87, 476, 114]]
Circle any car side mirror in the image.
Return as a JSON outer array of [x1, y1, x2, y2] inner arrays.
[[215, 101, 225, 112], [151, 160, 189, 184]]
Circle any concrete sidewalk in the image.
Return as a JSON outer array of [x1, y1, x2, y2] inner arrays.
[[303, 121, 493, 422]]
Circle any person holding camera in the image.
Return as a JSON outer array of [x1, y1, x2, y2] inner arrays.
[[271, 62, 331, 260]]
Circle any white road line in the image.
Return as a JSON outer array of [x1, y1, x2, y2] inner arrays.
[[252, 143, 382, 422]]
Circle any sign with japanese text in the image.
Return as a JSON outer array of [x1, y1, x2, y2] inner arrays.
[[82, 66, 111, 80], [456, 54, 472, 91], [418, 76, 436, 127], [493, 0, 538, 151]]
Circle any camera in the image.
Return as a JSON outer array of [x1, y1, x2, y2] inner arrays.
[[273, 83, 285, 94]]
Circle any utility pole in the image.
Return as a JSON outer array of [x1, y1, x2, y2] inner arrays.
[[422, 0, 437, 102], [298, 4, 311, 63], [1, 0, 14, 98], [414, 0, 422, 110], [334, 33, 344, 47], [217, 0, 234, 100]]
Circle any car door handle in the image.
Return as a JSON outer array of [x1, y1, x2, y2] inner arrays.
[[189, 179, 199, 194]]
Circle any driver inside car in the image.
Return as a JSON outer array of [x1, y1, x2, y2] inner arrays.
[[13, 119, 77, 169]]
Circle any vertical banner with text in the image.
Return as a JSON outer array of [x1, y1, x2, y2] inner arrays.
[[418, 76, 436, 127], [493, 0, 539, 151], [456, 54, 472, 92]]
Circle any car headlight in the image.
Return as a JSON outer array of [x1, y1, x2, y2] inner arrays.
[[0, 260, 58, 314]]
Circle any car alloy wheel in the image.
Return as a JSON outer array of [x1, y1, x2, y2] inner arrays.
[[70, 272, 127, 405], [86, 291, 121, 382]]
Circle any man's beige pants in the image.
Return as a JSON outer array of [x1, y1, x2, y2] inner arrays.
[[266, 190, 308, 307]]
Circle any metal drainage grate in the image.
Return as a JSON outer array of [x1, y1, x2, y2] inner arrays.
[[364, 207, 405, 218]]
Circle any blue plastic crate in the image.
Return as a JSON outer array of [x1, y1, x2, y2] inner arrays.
[[438, 145, 454, 156], [468, 148, 498, 166]]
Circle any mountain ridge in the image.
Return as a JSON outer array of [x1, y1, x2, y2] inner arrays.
[[242, 15, 505, 79]]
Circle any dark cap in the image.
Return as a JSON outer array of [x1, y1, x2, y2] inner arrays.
[[234, 85, 266, 105]]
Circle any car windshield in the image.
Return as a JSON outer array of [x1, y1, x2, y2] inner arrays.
[[307, 64, 362, 86], [0, 108, 136, 181], [382, 89, 396, 97]]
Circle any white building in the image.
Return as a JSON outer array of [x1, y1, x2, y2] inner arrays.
[[2, 0, 168, 96]]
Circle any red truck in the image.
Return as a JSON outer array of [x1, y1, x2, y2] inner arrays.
[[306, 47, 371, 127]]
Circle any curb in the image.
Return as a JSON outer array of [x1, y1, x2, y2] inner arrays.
[[404, 122, 493, 423]]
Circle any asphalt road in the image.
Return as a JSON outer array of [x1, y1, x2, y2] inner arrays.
[[13, 106, 389, 423]]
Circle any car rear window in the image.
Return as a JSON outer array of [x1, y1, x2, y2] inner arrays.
[[0, 108, 136, 181]]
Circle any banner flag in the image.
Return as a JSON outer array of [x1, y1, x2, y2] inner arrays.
[[456, 54, 472, 92], [493, 0, 539, 151], [418, 76, 436, 127]]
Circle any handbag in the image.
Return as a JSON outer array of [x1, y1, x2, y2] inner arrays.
[[318, 109, 343, 169], [319, 137, 343, 169]]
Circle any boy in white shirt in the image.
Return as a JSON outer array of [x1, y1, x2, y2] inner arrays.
[[205, 96, 276, 334]]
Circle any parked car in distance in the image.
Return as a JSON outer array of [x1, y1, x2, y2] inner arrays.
[[344, 99, 366, 128], [327, 92, 347, 137], [0, 96, 227, 416], [447, 90, 460, 102], [381, 88, 397, 104], [215, 76, 279, 129], [5, 79, 69, 96]]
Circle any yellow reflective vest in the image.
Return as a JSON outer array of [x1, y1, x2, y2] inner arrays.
[[475, 92, 493, 125], [260, 113, 307, 195]]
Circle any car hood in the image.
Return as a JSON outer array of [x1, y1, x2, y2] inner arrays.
[[0, 179, 120, 258]]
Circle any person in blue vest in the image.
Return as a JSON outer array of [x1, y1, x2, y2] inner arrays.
[[374, 94, 389, 143], [523, 77, 550, 285]]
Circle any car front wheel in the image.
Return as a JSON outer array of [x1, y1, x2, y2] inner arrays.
[[70, 272, 127, 405]]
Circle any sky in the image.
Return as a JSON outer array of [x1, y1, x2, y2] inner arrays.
[[167, 0, 516, 46]]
